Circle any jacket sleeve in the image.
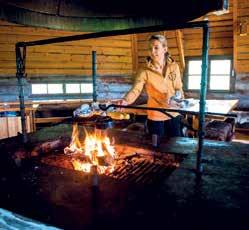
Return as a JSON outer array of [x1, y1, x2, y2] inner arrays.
[[124, 70, 147, 104], [174, 63, 184, 99]]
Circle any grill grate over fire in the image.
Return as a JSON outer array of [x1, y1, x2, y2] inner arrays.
[[38, 124, 182, 185], [106, 152, 179, 184]]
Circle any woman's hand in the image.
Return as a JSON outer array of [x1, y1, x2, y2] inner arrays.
[[115, 99, 128, 111], [168, 97, 181, 108]]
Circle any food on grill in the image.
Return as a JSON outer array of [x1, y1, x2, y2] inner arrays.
[[107, 111, 130, 120]]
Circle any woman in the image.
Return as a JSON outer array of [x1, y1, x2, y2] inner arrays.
[[119, 34, 184, 138]]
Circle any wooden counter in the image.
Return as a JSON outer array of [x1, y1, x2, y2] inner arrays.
[[0, 104, 38, 140]]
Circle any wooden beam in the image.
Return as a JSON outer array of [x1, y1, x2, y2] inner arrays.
[[175, 30, 185, 71], [131, 34, 138, 74], [35, 117, 71, 124], [233, 0, 238, 73]]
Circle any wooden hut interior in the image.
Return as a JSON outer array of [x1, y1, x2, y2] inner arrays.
[[0, 0, 248, 229]]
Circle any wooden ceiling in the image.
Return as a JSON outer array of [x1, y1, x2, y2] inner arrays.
[[0, 0, 228, 31]]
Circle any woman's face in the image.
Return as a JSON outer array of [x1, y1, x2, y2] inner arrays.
[[148, 39, 167, 62]]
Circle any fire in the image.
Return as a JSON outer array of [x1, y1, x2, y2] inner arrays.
[[64, 124, 116, 174]]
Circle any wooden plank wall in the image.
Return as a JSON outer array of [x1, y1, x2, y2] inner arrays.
[[1, 1, 248, 78], [237, 0, 249, 73], [0, 20, 133, 77], [136, 2, 235, 73], [183, 3, 234, 58]]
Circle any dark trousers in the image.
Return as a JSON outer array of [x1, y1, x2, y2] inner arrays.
[[146, 115, 182, 138]]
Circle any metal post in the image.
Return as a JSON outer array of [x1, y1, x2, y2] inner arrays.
[[197, 23, 209, 175], [91, 165, 99, 187], [15, 45, 28, 143], [92, 51, 97, 102]]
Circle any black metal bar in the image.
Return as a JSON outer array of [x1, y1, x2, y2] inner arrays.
[[15, 45, 28, 143], [197, 24, 209, 175], [98, 104, 237, 118], [16, 21, 208, 47], [92, 51, 97, 102], [99, 104, 174, 118]]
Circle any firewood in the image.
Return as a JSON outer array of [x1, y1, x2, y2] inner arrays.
[[64, 146, 83, 155], [97, 155, 111, 166], [31, 138, 68, 156]]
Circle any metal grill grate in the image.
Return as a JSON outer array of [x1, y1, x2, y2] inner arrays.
[[107, 159, 176, 184]]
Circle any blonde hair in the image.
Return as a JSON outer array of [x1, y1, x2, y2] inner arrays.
[[148, 34, 168, 47], [147, 34, 174, 62]]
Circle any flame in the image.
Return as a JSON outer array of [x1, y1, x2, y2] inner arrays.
[[64, 124, 116, 174]]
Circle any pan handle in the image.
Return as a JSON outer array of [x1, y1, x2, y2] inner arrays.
[[98, 103, 174, 119]]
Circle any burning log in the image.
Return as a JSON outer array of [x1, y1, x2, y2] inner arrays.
[[63, 123, 117, 174], [12, 137, 69, 167], [64, 146, 83, 155], [97, 155, 110, 166], [71, 158, 92, 172], [31, 138, 69, 157]]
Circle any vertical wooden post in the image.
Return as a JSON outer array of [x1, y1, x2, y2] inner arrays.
[[131, 34, 138, 74], [175, 30, 185, 71]]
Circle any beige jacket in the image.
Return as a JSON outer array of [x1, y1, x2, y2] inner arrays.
[[124, 58, 183, 121]]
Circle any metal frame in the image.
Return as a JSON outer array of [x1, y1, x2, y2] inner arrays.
[[197, 24, 209, 174], [92, 51, 97, 102], [15, 21, 209, 175], [15, 45, 28, 143]]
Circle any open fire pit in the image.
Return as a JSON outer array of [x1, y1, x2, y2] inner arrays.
[[41, 123, 182, 185], [0, 123, 184, 229]]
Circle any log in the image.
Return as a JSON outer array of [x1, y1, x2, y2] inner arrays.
[[31, 137, 70, 156]]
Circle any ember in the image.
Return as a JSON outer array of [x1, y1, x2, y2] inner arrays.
[[64, 124, 116, 174]]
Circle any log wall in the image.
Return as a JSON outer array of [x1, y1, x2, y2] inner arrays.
[[0, 19, 134, 101], [0, 20, 133, 77], [237, 0, 249, 73], [136, 3, 234, 73]]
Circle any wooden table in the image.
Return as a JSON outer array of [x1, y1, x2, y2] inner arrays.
[[181, 99, 238, 115]]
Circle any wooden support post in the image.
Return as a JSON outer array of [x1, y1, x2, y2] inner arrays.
[[131, 34, 138, 74], [175, 30, 185, 71]]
